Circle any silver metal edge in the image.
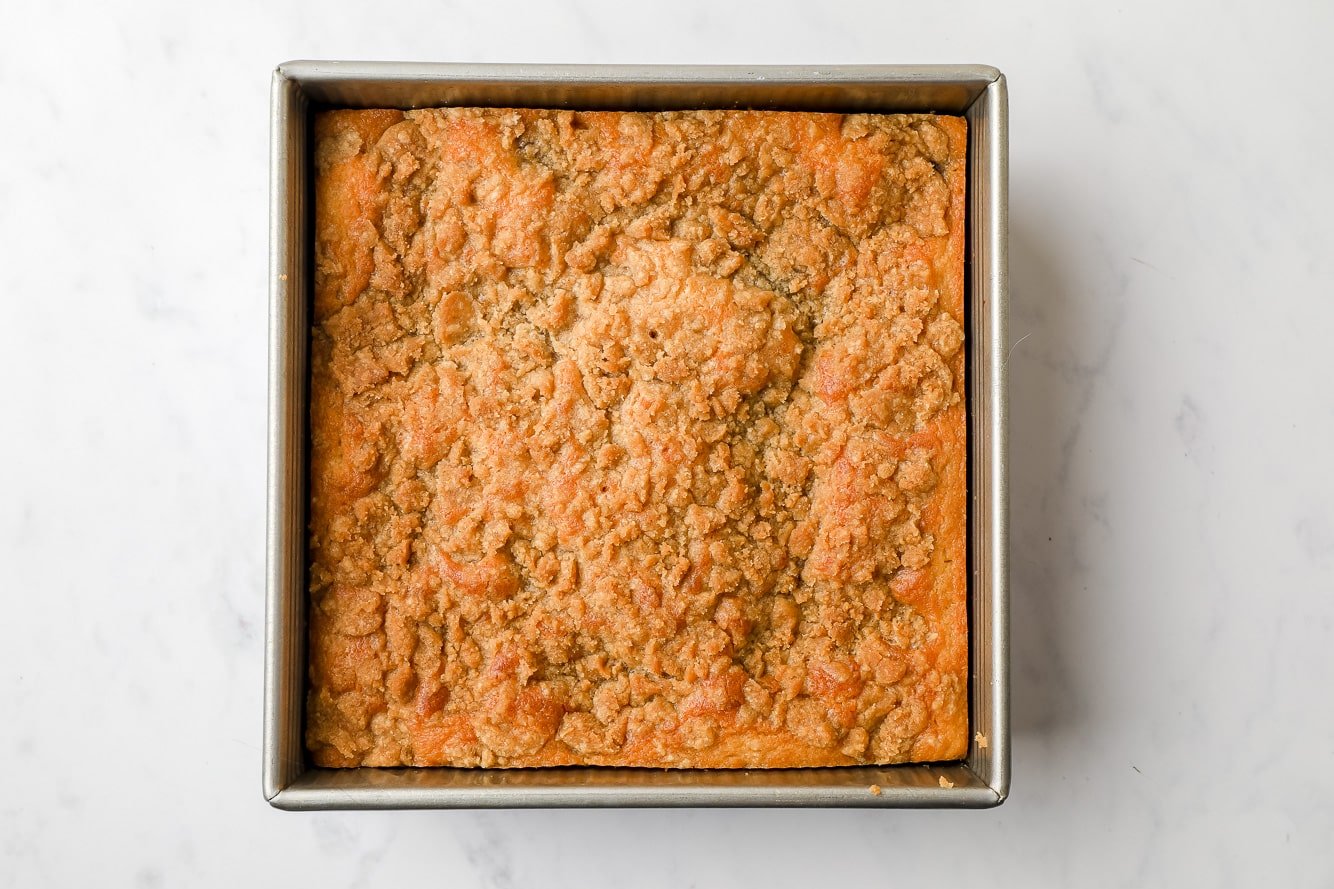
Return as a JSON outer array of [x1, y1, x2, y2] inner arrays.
[[985, 75, 1011, 803], [264, 68, 309, 803], [264, 63, 1008, 809], [276, 60, 1003, 88], [961, 73, 1010, 807], [274, 62, 1001, 115], [269, 778, 999, 811]]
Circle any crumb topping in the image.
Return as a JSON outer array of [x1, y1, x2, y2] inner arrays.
[[306, 107, 968, 768]]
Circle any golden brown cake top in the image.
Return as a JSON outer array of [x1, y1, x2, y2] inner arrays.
[[307, 107, 968, 768]]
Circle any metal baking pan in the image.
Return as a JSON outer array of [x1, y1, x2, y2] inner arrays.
[[266, 62, 1008, 809]]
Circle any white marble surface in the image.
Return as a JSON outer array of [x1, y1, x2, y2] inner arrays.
[[3, 0, 1333, 885]]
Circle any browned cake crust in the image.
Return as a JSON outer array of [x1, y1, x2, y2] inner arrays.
[[307, 107, 968, 768]]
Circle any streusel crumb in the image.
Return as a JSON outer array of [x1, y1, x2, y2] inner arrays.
[[307, 108, 968, 768]]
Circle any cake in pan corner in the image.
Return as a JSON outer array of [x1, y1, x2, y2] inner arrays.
[[306, 106, 968, 768]]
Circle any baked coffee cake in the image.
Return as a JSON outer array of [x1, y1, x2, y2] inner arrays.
[[306, 107, 968, 768]]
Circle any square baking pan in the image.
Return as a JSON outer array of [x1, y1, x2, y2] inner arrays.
[[266, 61, 1008, 809]]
